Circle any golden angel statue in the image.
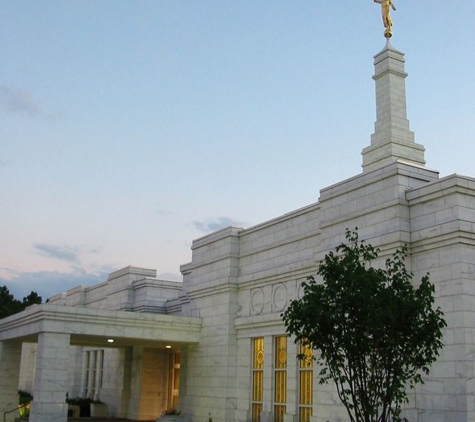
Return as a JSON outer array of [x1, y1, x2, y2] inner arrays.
[[374, 0, 396, 38]]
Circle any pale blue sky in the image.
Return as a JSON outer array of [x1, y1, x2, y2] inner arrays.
[[1, 1, 474, 300]]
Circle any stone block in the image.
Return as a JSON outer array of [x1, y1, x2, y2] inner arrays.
[[419, 409, 445, 422]]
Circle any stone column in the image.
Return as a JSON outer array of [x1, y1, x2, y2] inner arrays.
[[139, 348, 166, 418], [126, 346, 145, 420], [125, 346, 164, 420], [118, 347, 132, 418], [30, 332, 70, 422], [0, 341, 22, 422]]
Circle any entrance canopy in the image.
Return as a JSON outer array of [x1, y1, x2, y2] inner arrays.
[[0, 304, 201, 422], [0, 303, 202, 348]]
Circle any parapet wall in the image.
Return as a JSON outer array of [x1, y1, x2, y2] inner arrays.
[[48, 266, 184, 314]]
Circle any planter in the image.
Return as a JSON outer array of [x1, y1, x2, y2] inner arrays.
[[68, 404, 80, 418], [90, 402, 108, 418], [156, 414, 184, 422]]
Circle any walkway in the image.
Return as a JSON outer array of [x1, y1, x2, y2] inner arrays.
[[68, 419, 156, 422], [15, 419, 156, 422], [68, 418, 155, 422]]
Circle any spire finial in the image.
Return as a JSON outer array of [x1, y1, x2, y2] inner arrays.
[[373, 0, 397, 39]]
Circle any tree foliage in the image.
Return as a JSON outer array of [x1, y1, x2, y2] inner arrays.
[[0, 286, 42, 319], [22, 291, 43, 308], [282, 229, 446, 422]]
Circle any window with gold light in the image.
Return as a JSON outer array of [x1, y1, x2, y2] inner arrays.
[[252, 338, 264, 422], [84, 349, 104, 400], [274, 336, 287, 422], [298, 344, 313, 422], [167, 353, 180, 411]]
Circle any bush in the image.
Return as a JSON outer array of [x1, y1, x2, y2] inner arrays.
[[18, 390, 33, 418]]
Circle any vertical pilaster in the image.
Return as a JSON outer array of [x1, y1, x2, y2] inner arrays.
[[126, 346, 166, 420], [362, 41, 425, 172], [30, 332, 70, 422], [262, 337, 273, 421], [0, 341, 22, 422], [126, 346, 144, 420], [118, 347, 132, 418], [138, 348, 164, 419], [285, 341, 298, 422]]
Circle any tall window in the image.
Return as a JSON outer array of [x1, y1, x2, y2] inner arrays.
[[252, 338, 264, 422], [274, 336, 287, 422], [167, 353, 180, 411], [298, 344, 313, 422], [84, 350, 104, 399]]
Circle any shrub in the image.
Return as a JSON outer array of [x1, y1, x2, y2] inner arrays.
[[66, 397, 103, 417]]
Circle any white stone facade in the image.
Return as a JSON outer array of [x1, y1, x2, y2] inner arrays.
[[1, 41, 475, 422]]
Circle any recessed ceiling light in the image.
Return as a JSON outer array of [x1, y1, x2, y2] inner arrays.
[[166, 345, 172, 349], [107, 339, 114, 343]]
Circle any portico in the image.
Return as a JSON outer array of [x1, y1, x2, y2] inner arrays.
[[0, 303, 201, 422]]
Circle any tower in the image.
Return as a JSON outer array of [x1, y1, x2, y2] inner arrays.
[[362, 40, 426, 172]]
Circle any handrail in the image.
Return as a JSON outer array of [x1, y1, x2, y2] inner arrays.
[[3, 402, 30, 422]]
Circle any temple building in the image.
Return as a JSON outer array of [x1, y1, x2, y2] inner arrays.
[[1, 38, 475, 422]]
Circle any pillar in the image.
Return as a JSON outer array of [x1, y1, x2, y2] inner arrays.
[[125, 346, 146, 420], [0, 341, 22, 422], [30, 332, 70, 422], [125, 346, 164, 420], [119, 347, 132, 418]]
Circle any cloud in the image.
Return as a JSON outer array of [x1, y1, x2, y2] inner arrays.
[[0, 269, 110, 301], [34, 243, 79, 263], [192, 216, 245, 234], [0, 85, 63, 120], [0, 86, 40, 117]]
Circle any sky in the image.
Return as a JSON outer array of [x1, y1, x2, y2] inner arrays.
[[1, 1, 474, 300]]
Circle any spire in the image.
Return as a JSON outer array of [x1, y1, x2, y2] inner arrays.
[[361, 40, 425, 172]]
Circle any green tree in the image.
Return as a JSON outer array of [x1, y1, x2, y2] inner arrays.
[[22, 291, 42, 308], [0, 286, 42, 319], [282, 229, 446, 422]]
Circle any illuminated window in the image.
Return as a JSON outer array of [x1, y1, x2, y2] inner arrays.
[[84, 350, 104, 400], [298, 344, 313, 422], [167, 353, 180, 411], [274, 336, 287, 422], [252, 338, 264, 422]]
